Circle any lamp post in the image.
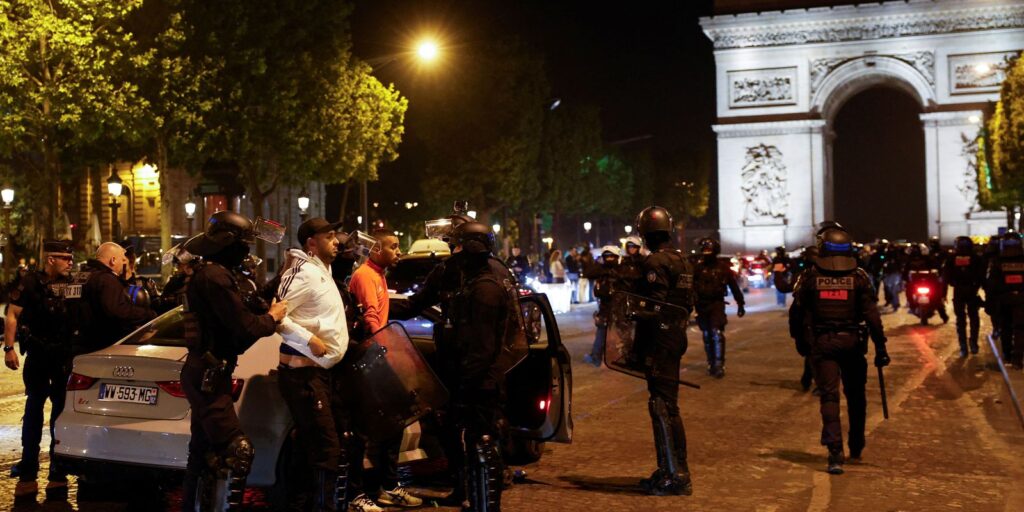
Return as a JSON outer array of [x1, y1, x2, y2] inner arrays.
[[184, 199, 196, 237], [297, 194, 310, 222], [624, 225, 633, 235], [2, 186, 13, 279], [107, 169, 123, 242]]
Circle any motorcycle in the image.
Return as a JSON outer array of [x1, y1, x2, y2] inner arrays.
[[906, 270, 943, 324]]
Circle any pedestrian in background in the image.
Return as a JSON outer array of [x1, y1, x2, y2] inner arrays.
[[550, 250, 566, 283], [76, 242, 156, 355], [565, 247, 581, 301]]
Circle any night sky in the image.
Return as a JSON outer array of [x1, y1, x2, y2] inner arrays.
[[338, 1, 718, 229]]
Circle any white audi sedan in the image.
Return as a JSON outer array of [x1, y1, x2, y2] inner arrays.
[[54, 293, 572, 506]]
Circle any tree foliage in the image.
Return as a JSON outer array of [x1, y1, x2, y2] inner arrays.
[[0, 0, 148, 240], [975, 54, 1023, 218]]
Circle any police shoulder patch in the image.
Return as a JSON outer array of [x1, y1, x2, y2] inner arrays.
[[647, 271, 658, 283]]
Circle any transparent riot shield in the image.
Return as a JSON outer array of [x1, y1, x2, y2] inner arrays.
[[603, 291, 693, 386], [337, 322, 449, 442]]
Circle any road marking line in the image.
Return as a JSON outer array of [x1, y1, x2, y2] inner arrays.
[[806, 472, 831, 512]]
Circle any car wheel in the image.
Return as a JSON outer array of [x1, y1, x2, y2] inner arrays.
[[504, 438, 544, 465]]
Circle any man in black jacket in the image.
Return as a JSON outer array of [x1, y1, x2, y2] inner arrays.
[[944, 236, 985, 357], [76, 242, 156, 354], [582, 247, 621, 367], [693, 238, 744, 378], [179, 211, 288, 511]]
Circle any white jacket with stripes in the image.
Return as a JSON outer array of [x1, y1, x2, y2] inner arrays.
[[276, 249, 349, 368]]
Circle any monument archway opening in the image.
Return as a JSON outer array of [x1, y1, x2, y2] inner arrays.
[[831, 86, 927, 243]]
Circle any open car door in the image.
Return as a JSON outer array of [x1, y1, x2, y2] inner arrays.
[[505, 293, 573, 444]]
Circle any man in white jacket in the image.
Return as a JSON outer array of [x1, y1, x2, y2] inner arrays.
[[276, 218, 378, 512]]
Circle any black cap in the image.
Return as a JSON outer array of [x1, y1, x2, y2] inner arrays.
[[43, 239, 73, 255], [297, 218, 343, 247]]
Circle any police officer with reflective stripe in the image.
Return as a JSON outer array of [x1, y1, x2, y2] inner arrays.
[[3, 240, 75, 499], [790, 227, 888, 475], [944, 236, 985, 357], [693, 238, 744, 378], [988, 232, 1024, 369], [180, 212, 288, 511], [631, 206, 694, 496]]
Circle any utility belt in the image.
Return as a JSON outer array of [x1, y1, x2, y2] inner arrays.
[[18, 328, 70, 358], [188, 350, 235, 394], [811, 323, 869, 353]]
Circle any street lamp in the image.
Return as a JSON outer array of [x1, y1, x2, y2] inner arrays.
[[492, 223, 501, 234], [416, 39, 440, 63], [467, 210, 477, 219], [1, 186, 13, 279], [624, 225, 633, 235], [107, 169, 123, 241], [184, 199, 197, 237], [297, 194, 310, 221], [583, 221, 592, 233]]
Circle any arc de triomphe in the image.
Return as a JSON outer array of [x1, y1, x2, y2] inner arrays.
[[701, 0, 1023, 252]]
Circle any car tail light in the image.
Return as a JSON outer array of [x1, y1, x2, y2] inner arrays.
[[157, 380, 187, 398], [916, 286, 931, 295], [230, 379, 244, 401], [538, 399, 548, 411], [66, 373, 97, 391]]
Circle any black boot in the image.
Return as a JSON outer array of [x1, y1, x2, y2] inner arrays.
[[643, 399, 689, 496], [669, 417, 693, 496], [181, 471, 201, 512], [712, 334, 726, 379], [826, 444, 844, 475]]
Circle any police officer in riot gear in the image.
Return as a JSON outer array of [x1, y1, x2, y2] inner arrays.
[[988, 232, 1024, 368], [944, 236, 985, 356], [692, 238, 744, 378], [582, 246, 621, 367], [790, 226, 888, 474], [443, 221, 519, 511], [180, 211, 288, 511], [4, 240, 76, 499], [631, 206, 694, 496], [983, 235, 1003, 340]]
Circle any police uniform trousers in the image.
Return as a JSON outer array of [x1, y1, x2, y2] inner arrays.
[[810, 332, 867, 453], [19, 350, 71, 481], [951, 289, 981, 351], [998, 293, 1024, 366], [181, 353, 243, 476], [637, 318, 688, 469], [695, 301, 728, 334]]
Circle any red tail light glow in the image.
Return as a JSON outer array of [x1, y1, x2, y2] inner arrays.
[[230, 379, 245, 401], [157, 380, 187, 398], [538, 399, 548, 411], [916, 286, 931, 295], [66, 373, 96, 391]]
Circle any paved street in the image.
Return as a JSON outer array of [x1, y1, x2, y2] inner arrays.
[[2, 288, 1024, 511]]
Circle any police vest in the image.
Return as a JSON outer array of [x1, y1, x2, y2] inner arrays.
[[60, 271, 91, 348], [694, 259, 728, 300], [1000, 260, 1024, 293], [807, 269, 861, 325], [449, 266, 529, 375], [652, 251, 695, 312]]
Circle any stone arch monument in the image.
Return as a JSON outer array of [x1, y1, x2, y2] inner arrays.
[[701, 0, 1024, 252]]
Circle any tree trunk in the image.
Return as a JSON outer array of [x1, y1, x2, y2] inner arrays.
[[339, 180, 351, 225], [156, 137, 172, 283]]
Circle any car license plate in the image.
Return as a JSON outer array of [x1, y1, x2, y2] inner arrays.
[[917, 296, 930, 304], [98, 383, 158, 405]]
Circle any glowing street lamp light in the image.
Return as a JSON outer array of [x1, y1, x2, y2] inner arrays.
[[975, 63, 991, 75], [416, 39, 439, 62], [467, 210, 477, 219], [624, 225, 633, 234], [107, 169, 123, 241], [297, 195, 310, 221], [492, 223, 501, 234], [583, 221, 592, 233], [968, 115, 981, 124], [1, 187, 13, 207], [184, 198, 197, 237]]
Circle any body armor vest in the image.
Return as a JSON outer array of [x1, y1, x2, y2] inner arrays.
[[694, 259, 729, 301], [999, 258, 1024, 293], [804, 267, 861, 326]]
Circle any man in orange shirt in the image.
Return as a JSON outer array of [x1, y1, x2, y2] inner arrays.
[[347, 229, 422, 509]]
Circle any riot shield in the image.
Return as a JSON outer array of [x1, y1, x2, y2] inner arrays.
[[338, 322, 449, 441], [603, 291, 699, 388]]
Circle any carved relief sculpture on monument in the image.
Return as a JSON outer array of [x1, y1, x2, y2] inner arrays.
[[741, 144, 789, 224]]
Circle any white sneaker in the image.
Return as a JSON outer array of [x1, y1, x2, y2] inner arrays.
[[378, 486, 424, 507], [349, 494, 384, 512]]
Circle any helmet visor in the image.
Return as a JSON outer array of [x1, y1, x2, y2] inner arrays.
[[424, 218, 453, 240], [253, 217, 286, 244], [352, 230, 380, 260]]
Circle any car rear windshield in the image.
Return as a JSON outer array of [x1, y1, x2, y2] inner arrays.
[[120, 308, 187, 347], [389, 256, 445, 293]]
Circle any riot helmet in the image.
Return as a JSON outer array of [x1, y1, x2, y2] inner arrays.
[[1000, 231, 1023, 258], [624, 236, 642, 252], [600, 245, 620, 265], [816, 221, 846, 238], [907, 243, 927, 257], [815, 227, 857, 272], [954, 236, 974, 255], [452, 221, 494, 255], [802, 245, 819, 259], [636, 206, 673, 237], [698, 237, 721, 258], [928, 235, 941, 254]]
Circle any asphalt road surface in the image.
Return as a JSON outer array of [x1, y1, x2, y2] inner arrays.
[[2, 288, 1023, 511]]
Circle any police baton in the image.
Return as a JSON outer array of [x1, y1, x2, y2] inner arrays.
[[876, 366, 890, 420]]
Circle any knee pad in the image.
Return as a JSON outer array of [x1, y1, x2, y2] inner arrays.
[[221, 434, 255, 477]]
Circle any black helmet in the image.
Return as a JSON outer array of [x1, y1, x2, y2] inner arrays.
[[1000, 231, 1023, 258], [954, 236, 974, 255], [816, 221, 846, 238], [636, 206, 673, 237], [452, 221, 494, 255], [184, 211, 255, 257], [928, 235, 941, 252], [815, 227, 857, 272], [698, 237, 721, 257]]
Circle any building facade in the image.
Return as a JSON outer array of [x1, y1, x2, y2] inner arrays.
[[701, 0, 1024, 252]]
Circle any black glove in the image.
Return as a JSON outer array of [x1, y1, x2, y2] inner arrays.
[[874, 344, 890, 368], [737, 304, 746, 318]]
